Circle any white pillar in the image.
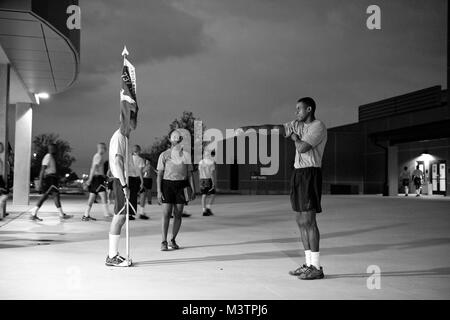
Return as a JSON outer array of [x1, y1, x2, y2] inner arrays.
[[0, 64, 10, 183], [388, 145, 398, 196], [13, 103, 33, 206]]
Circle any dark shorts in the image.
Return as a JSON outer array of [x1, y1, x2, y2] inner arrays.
[[402, 179, 410, 187], [290, 167, 322, 213], [161, 179, 188, 205], [200, 178, 215, 195], [41, 174, 60, 194], [0, 176, 8, 195], [88, 175, 107, 195], [143, 177, 153, 190], [107, 179, 114, 190], [112, 178, 126, 215], [413, 177, 421, 188]]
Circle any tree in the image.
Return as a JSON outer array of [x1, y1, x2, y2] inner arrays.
[[31, 133, 76, 180]]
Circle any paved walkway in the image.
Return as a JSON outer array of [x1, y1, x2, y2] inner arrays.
[[0, 194, 449, 299]]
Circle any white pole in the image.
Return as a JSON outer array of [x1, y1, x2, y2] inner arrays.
[[122, 46, 131, 266]]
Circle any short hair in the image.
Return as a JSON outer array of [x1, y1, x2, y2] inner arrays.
[[297, 97, 316, 114], [133, 144, 141, 151], [98, 142, 106, 147]]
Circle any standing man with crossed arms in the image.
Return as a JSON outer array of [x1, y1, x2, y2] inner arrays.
[[241, 97, 327, 280]]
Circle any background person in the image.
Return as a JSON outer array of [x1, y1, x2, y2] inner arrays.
[[198, 149, 216, 216], [127, 145, 144, 220], [400, 166, 410, 196], [412, 165, 424, 197], [139, 158, 157, 218], [29, 143, 72, 221], [157, 129, 196, 251], [132, 145, 149, 220], [83, 143, 112, 221]]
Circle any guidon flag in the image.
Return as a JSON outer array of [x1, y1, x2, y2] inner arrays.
[[119, 46, 138, 135]]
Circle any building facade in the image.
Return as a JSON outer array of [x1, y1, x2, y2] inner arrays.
[[0, 0, 80, 206], [215, 86, 449, 196]]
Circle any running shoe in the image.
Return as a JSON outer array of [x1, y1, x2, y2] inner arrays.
[[60, 214, 73, 220], [298, 265, 324, 280], [105, 254, 131, 267], [30, 215, 43, 221], [82, 216, 97, 221], [139, 214, 149, 220], [161, 241, 169, 251], [203, 208, 214, 216], [289, 264, 310, 276], [169, 239, 180, 250], [182, 212, 191, 218]]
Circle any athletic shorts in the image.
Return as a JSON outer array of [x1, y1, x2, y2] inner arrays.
[[290, 167, 322, 213], [161, 179, 188, 205], [88, 175, 107, 195], [200, 178, 215, 195], [413, 177, 421, 188], [0, 176, 8, 195], [402, 179, 410, 187], [112, 178, 126, 215], [143, 177, 153, 190], [41, 174, 60, 194], [107, 179, 114, 190]]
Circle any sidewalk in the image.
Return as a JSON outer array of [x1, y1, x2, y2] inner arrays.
[[1, 194, 449, 299]]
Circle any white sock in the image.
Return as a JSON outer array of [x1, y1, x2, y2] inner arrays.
[[109, 234, 120, 258], [138, 206, 144, 215], [311, 251, 320, 269], [84, 206, 91, 217], [202, 207, 206, 212], [206, 204, 211, 209], [304, 250, 311, 266], [32, 206, 39, 216]]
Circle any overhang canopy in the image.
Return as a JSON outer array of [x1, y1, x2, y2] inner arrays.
[[0, 0, 80, 103]]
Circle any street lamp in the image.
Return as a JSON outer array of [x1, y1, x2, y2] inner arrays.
[[34, 92, 50, 105]]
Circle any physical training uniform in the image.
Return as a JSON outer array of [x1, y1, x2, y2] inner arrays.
[[412, 169, 423, 189], [198, 158, 216, 195], [109, 129, 128, 215], [400, 170, 410, 187], [128, 154, 144, 214], [284, 120, 327, 213], [37, 153, 61, 208], [142, 160, 153, 190], [88, 153, 107, 195], [157, 147, 193, 204]]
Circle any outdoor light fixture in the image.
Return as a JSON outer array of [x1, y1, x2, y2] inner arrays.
[[34, 92, 50, 104]]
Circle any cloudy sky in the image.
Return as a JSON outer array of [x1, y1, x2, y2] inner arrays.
[[33, 0, 447, 174]]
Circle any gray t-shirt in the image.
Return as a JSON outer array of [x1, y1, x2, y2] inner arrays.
[[284, 119, 327, 168], [157, 147, 193, 181]]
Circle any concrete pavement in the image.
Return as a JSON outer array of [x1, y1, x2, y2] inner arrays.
[[0, 194, 449, 299]]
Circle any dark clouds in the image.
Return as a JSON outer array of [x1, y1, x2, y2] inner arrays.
[[81, 0, 209, 73], [34, 0, 447, 174]]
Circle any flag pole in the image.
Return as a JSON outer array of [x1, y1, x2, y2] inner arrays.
[[122, 45, 131, 267]]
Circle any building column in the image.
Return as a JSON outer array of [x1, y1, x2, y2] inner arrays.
[[387, 145, 399, 196], [0, 64, 10, 184], [13, 103, 33, 206]]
